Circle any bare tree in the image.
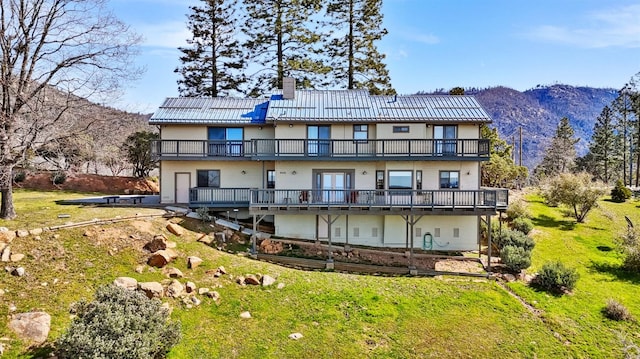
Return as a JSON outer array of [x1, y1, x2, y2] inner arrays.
[[0, 0, 141, 219]]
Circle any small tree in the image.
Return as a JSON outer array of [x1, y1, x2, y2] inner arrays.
[[56, 285, 181, 358], [618, 225, 640, 272], [611, 179, 632, 202], [541, 172, 607, 223], [123, 131, 159, 178]]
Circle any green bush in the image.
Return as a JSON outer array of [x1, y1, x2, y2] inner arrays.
[[195, 207, 212, 222], [603, 299, 633, 321], [13, 171, 26, 183], [617, 226, 640, 272], [495, 228, 535, 252], [501, 245, 532, 272], [506, 199, 532, 220], [611, 179, 632, 203], [511, 217, 533, 235], [56, 284, 181, 358], [532, 261, 579, 293], [51, 171, 66, 185]]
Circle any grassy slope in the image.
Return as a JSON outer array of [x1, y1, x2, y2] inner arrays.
[[2, 189, 637, 357]]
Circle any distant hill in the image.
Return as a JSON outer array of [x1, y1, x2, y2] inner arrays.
[[422, 85, 619, 168]]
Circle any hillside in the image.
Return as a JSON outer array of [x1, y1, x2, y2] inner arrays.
[[470, 85, 619, 168]]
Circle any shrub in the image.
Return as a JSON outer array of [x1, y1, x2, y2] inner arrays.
[[506, 199, 532, 220], [195, 207, 212, 222], [533, 261, 579, 293], [511, 217, 534, 235], [603, 299, 633, 321], [541, 172, 607, 223], [495, 228, 535, 252], [51, 171, 66, 185], [611, 179, 632, 203], [13, 171, 26, 183], [617, 226, 640, 272], [56, 284, 181, 358], [501, 245, 532, 272]]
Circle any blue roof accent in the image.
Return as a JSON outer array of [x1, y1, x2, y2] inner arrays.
[[270, 94, 283, 100], [241, 100, 269, 124]]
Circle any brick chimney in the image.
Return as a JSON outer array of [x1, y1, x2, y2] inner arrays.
[[283, 77, 295, 99]]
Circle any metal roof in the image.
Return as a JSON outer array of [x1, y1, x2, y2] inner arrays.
[[150, 97, 270, 124], [149, 92, 492, 125]]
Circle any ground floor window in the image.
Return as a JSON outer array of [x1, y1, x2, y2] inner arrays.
[[439, 171, 459, 189], [197, 170, 220, 187], [388, 171, 412, 192]]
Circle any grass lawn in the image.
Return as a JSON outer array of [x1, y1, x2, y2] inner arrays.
[[0, 189, 638, 357]]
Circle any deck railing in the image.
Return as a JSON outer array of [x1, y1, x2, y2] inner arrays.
[[187, 188, 508, 210], [153, 139, 489, 160]]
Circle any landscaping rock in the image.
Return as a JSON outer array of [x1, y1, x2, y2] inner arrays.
[[214, 232, 226, 242], [198, 287, 209, 295], [12, 267, 25, 277], [138, 282, 164, 298], [10, 253, 24, 262], [185, 281, 196, 294], [190, 296, 201, 306], [277, 283, 286, 290], [260, 239, 283, 254], [187, 256, 203, 269], [113, 277, 138, 291], [8, 312, 51, 344], [162, 267, 184, 278], [144, 235, 167, 252], [147, 249, 178, 268], [236, 276, 246, 285], [261, 275, 276, 287], [165, 241, 177, 249], [197, 234, 214, 245], [1, 246, 10, 262], [166, 223, 184, 236], [29, 228, 43, 236], [244, 274, 260, 285], [503, 273, 516, 282], [239, 311, 251, 319], [206, 291, 220, 302], [0, 229, 16, 243], [216, 266, 227, 275], [166, 279, 184, 298], [16, 230, 29, 238], [288, 333, 303, 340]]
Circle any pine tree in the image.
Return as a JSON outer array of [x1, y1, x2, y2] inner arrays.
[[325, 0, 394, 95], [586, 106, 623, 183], [536, 117, 579, 178], [480, 125, 528, 188], [242, 0, 329, 96], [175, 0, 245, 97]]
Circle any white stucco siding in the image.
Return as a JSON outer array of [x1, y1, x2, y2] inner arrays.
[[274, 161, 377, 189], [457, 124, 480, 138], [159, 160, 265, 203], [274, 215, 316, 240], [161, 125, 208, 140], [376, 123, 428, 139], [245, 126, 274, 140]]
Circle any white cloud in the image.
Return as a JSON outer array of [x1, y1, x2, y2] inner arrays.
[[401, 31, 440, 45], [137, 21, 191, 49], [525, 4, 640, 48]]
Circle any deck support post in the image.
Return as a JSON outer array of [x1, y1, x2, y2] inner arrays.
[[250, 214, 268, 259], [401, 214, 423, 275], [487, 214, 492, 274]]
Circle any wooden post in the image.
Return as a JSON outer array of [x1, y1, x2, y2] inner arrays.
[[487, 214, 492, 273]]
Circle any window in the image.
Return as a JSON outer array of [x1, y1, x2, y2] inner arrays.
[[376, 171, 385, 190], [197, 170, 220, 187], [207, 127, 244, 156], [393, 126, 409, 133], [389, 171, 412, 192], [434, 125, 457, 155], [416, 170, 422, 191], [353, 124, 368, 141], [267, 170, 275, 189], [439, 171, 459, 189]]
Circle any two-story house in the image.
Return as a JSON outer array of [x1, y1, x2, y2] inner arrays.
[[150, 79, 507, 268]]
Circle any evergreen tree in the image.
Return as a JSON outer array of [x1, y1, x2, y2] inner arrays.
[[175, 0, 245, 97], [611, 87, 634, 185], [585, 106, 623, 183], [536, 117, 579, 178], [242, 0, 329, 96], [480, 125, 528, 188], [325, 0, 394, 95]]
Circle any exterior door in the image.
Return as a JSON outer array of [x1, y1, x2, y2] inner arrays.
[[434, 125, 457, 155], [322, 172, 345, 202], [175, 172, 190, 204], [308, 125, 331, 156]]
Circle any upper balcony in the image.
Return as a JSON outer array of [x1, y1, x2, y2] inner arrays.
[[152, 139, 490, 161]]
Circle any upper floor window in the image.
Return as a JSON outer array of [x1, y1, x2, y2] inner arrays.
[[439, 171, 459, 189], [389, 171, 412, 192], [393, 126, 410, 133], [197, 170, 220, 188], [267, 170, 275, 189], [353, 124, 368, 141]]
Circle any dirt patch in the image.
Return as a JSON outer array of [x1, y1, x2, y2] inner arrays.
[[14, 172, 159, 194]]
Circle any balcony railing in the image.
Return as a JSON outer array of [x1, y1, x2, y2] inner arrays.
[[153, 139, 489, 160], [187, 188, 508, 212]]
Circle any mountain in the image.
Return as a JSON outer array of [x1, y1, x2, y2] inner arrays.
[[467, 85, 619, 168]]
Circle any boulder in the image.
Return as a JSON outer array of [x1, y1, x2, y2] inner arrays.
[[198, 287, 209, 295], [216, 266, 227, 275], [138, 282, 164, 298], [244, 274, 260, 286], [12, 267, 25, 277], [1, 246, 11, 262], [0, 229, 16, 244], [187, 256, 203, 269], [10, 253, 24, 262], [191, 296, 202, 306], [113, 277, 138, 291], [503, 273, 516, 282], [206, 291, 220, 302], [260, 239, 283, 254], [166, 279, 184, 298], [16, 230, 29, 238], [8, 312, 51, 344], [28, 228, 43, 236], [185, 281, 196, 294], [197, 234, 214, 245], [236, 276, 246, 285], [162, 267, 184, 278], [147, 249, 178, 268], [261, 275, 276, 287], [166, 223, 184, 236], [144, 236, 167, 252]]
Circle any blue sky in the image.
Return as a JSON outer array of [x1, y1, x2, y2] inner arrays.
[[109, 0, 640, 113]]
